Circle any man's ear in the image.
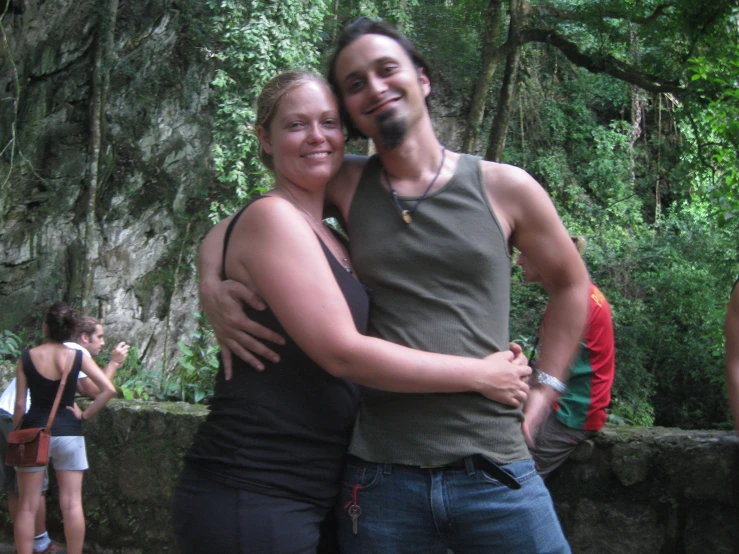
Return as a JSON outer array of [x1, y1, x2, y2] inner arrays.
[[417, 67, 431, 98], [256, 125, 273, 155], [78, 333, 89, 346]]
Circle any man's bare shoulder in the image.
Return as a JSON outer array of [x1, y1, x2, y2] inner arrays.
[[479, 159, 540, 193], [327, 154, 370, 215], [477, 159, 551, 230]]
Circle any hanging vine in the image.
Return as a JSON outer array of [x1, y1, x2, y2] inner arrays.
[[81, 0, 120, 313]]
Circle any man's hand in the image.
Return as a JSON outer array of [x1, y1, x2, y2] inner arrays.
[[479, 350, 531, 407], [111, 342, 130, 366], [201, 279, 286, 378], [522, 385, 559, 447]]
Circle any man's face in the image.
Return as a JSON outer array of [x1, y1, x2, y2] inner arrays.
[[333, 34, 430, 150], [516, 252, 542, 284], [82, 324, 105, 357]]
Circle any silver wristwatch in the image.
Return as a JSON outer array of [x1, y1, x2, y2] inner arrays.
[[535, 369, 568, 395]]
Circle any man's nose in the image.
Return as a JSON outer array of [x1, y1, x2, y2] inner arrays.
[[366, 72, 389, 97]]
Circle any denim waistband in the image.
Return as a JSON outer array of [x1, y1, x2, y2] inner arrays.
[[345, 454, 521, 490]]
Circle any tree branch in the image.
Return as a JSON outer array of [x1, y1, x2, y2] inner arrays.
[[534, 3, 674, 26], [490, 28, 684, 95]]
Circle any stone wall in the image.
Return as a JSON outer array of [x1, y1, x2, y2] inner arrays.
[[0, 400, 735, 553], [0, 0, 213, 369]]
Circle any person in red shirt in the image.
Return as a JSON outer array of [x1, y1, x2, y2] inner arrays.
[[518, 236, 616, 478]]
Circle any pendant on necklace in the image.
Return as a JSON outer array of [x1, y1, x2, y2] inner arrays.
[[402, 210, 412, 224]]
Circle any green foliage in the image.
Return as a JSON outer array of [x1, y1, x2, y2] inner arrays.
[[116, 345, 179, 402], [206, 0, 330, 221], [686, 41, 739, 226], [116, 316, 220, 405], [409, 0, 489, 99], [0, 330, 22, 360], [171, 314, 220, 404]]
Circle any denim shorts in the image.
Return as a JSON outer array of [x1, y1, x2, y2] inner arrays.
[[16, 436, 88, 473]]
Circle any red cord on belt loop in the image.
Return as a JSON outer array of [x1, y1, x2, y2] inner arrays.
[[343, 484, 363, 509]]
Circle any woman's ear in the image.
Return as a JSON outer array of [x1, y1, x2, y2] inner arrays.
[[257, 125, 273, 155]]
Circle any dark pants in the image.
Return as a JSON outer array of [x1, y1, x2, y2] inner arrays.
[[172, 467, 337, 554]]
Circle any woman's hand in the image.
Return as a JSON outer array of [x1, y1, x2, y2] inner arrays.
[[67, 403, 83, 421], [478, 350, 531, 407]]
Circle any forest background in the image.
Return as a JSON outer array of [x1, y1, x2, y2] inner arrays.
[[1, 0, 738, 431]]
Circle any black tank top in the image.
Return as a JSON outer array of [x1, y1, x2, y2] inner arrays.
[[184, 198, 369, 508], [21, 349, 83, 436]]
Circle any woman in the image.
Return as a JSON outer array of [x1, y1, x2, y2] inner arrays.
[[172, 71, 530, 553], [13, 302, 116, 554]]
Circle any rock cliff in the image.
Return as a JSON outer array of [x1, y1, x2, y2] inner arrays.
[[0, 0, 213, 369]]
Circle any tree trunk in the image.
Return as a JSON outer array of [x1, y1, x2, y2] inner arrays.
[[485, 0, 523, 162], [81, 0, 119, 313], [461, 0, 504, 153]]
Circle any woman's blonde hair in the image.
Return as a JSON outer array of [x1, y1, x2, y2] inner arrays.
[[256, 70, 333, 171]]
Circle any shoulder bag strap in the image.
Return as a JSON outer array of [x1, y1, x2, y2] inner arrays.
[[45, 349, 77, 432]]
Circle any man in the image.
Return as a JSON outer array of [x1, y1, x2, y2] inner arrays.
[[0, 317, 128, 554], [518, 237, 615, 479], [70, 316, 129, 398], [726, 277, 739, 434], [199, 17, 589, 553]]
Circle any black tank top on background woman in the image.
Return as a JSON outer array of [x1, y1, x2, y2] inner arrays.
[[20, 349, 83, 436], [184, 198, 369, 508]]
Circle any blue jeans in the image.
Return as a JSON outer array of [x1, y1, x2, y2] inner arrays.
[[336, 457, 570, 554]]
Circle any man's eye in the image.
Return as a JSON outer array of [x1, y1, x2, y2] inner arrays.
[[347, 80, 364, 93]]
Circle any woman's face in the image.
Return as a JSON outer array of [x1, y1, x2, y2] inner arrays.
[[258, 81, 344, 190]]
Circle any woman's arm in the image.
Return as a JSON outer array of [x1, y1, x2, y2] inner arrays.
[[13, 360, 27, 428], [231, 197, 530, 406], [70, 356, 116, 422]]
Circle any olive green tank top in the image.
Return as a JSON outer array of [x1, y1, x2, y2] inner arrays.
[[346, 153, 529, 466]]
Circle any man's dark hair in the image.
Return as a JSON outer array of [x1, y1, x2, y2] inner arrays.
[[327, 17, 433, 140], [77, 315, 101, 340]]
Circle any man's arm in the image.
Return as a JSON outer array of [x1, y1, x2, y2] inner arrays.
[[76, 342, 130, 398], [198, 156, 368, 375], [198, 214, 286, 375], [725, 283, 739, 434], [483, 161, 590, 445]]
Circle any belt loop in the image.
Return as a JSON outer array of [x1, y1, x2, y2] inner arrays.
[[463, 456, 475, 476], [382, 463, 392, 475]]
